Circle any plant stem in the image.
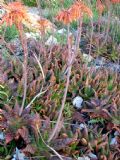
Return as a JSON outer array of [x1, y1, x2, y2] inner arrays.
[[88, 18, 93, 59], [25, 52, 46, 109], [38, 128, 64, 160], [36, 0, 42, 18], [102, 4, 112, 46], [34, 53, 45, 80], [48, 24, 72, 142], [19, 24, 28, 116], [75, 17, 83, 55], [48, 17, 83, 142], [48, 66, 72, 142]]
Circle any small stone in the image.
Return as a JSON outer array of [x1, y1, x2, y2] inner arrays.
[[45, 36, 58, 46], [114, 131, 119, 136], [73, 96, 83, 109], [83, 53, 93, 63], [88, 152, 98, 159], [78, 156, 90, 160], [79, 123, 86, 130], [12, 148, 26, 160], [0, 8, 6, 19], [94, 57, 105, 66], [110, 137, 117, 145], [25, 32, 40, 40], [57, 28, 66, 34], [0, 132, 5, 140]]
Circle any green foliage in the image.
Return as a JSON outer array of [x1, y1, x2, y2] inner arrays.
[[64, 103, 73, 118], [55, 32, 67, 45], [41, 0, 73, 9], [88, 118, 105, 125], [22, 0, 37, 7], [0, 141, 16, 157], [0, 0, 120, 159], [0, 84, 9, 106], [4, 25, 18, 42], [81, 86, 95, 99]]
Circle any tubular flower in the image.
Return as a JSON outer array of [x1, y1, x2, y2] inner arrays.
[[75, 1, 93, 18], [111, 0, 120, 2], [37, 18, 53, 34], [56, 0, 93, 25], [68, 2, 83, 20], [0, 2, 30, 28], [56, 9, 72, 25], [96, 0, 105, 15]]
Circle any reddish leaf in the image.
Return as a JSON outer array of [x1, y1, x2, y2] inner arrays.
[[22, 144, 36, 154], [5, 132, 14, 144], [17, 126, 30, 144], [52, 137, 77, 151]]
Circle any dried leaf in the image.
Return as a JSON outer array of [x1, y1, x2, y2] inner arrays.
[[22, 144, 36, 154]]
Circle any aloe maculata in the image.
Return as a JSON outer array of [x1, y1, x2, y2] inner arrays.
[[0, 103, 41, 154]]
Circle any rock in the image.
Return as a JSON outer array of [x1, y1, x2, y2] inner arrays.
[[114, 131, 119, 136], [79, 123, 86, 130], [88, 152, 98, 159], [12, 148, 28, 160], [82, 53, 93, 63], [57, 28, 66, 34], [25, 32, 40, 40], [73, 96, 83, 109], [50, 156, 72, 160], [27, 7, 40, 28], [93, 57, 106, 67], [0, 132, 5, 140], [10, 38, 23, 56], [105, 63, 120, 72], [78, 156, 90, 160], [45, 35, 58, 46], [27, 7, 39, 15], [0, 8, 6, 19], [110, 137, 117, 145], [26, 7, 56, 33]]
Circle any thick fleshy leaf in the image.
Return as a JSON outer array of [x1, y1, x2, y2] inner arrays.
[[22, 144, 36, 154], [5, 132, 14, 144]]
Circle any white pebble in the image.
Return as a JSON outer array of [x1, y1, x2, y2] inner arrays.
[[88, 152, 97, 159], [0, 132, 5, 140], [78, 156, 90, 160], [45, 36, 58, 46], [57, 28, 66, 34], [110, 137, 117, 145], [114, 131, 119, 136], [73, 96, 83, 109], [79, 123, 86, 130]]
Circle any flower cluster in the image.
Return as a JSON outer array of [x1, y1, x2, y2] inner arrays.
[[111, 0, 120, 3], [56, 0, 93, 25], [96, 0, 105, 15], [0, 2, 30, 28], [0, 2, 54, 34], [37, 18, 53, 34]]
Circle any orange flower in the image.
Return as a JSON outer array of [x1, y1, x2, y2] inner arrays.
[[0, 2, 30, 28], [96, 0, 105, 15], [37, 18, 53, 34], [56, 1, 92, 24], [69, 2, 82, 20], [74, 1, 93, 18], [56, 9, 72, 25], [81, 5, 93, 18], [111, 0, 120, 2]]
